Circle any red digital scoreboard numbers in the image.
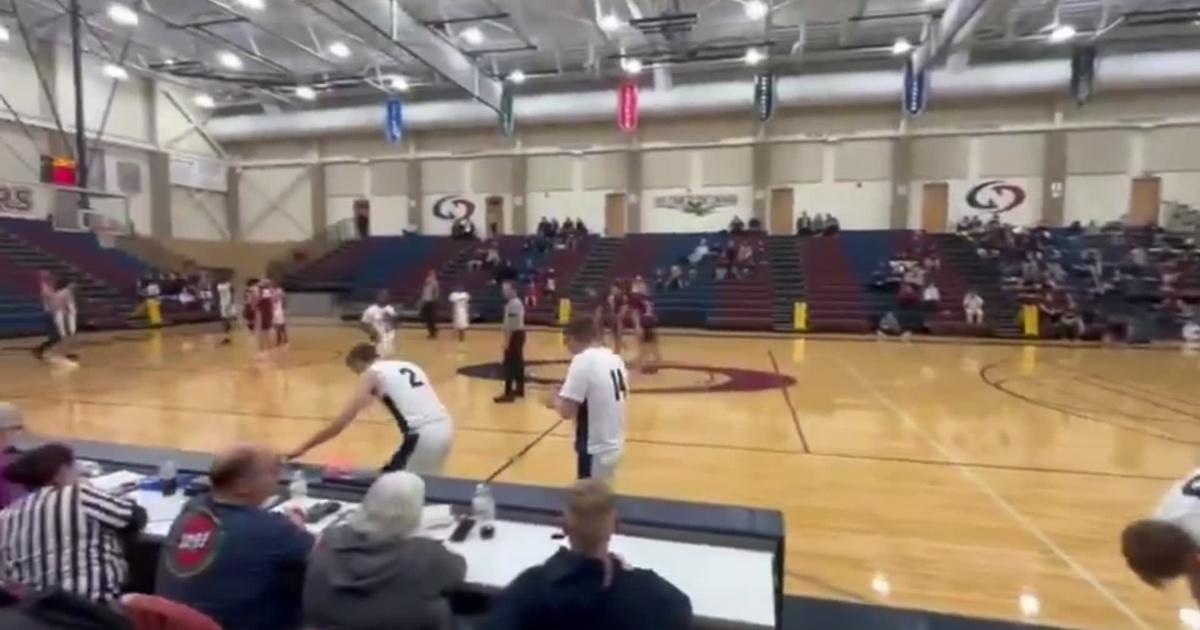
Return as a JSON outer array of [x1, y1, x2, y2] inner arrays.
[[39, 155, 78, 186]]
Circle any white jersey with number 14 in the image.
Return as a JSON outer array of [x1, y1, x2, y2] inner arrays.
[[560, 346, 628, 456]]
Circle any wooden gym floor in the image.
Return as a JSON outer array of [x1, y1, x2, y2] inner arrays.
[[2, 323, 1198, 629]]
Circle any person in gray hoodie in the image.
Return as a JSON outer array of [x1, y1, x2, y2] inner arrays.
[[303, 471, 466, 630]]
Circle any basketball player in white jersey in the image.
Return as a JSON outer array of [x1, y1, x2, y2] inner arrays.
[[216, 277, 236, 345], [448, 286, 471, 343], [287, 343, 454, 474], [544, 317, 629, 481], [1122, 468, 1200, 604], [361, 290, 397, 357]]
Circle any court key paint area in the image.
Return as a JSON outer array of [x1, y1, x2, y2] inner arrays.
[[2, 324, 1198, 629]]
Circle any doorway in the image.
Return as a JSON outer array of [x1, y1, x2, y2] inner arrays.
[[604, 193, 627, 237], [485, 196, 504, 235], [1128, 177, 1161, 226], [920, 182, 949, 232], [769, 188, 795, 235]]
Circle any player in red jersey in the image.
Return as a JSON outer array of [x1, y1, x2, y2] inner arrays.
[[605, 283, 626, 353], [255, 279, 276, 352], [625, 280, 660, 372]]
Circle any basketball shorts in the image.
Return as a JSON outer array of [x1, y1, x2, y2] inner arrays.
[[54, 311, 76, 338], [382, 418, 453, 476], [576, 449, 620, 481]]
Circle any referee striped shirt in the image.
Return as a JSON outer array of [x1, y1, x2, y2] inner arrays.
[[0, 483, 139, 601]]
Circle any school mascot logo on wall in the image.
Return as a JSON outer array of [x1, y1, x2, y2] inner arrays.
[[654, 194, 738, 217], [431, 195, 477, 222], [966, 180, 1026, 214]]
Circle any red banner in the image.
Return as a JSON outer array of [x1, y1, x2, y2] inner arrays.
[[617, 81, 639, 132]]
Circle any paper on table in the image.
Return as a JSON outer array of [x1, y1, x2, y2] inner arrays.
[[89, 470, 145, 493]]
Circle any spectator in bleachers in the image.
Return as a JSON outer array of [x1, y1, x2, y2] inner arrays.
[[549, 218, 561, 238], [796, 211, 812, 236], [451, 217, 476, 241], [156, 445, 313, 630], [653, 268, 667, 291], [748, 217, 763, 232], [811, 213, 826, 236], [1039, 290, 1064, 331], [688, 238, 711, 265], [1058, 297, 1085, 341], [823, 213, 840, 236], [0, 403, 24, 509], [963, 290, 985, 326], [736, 241, 756, 271], [666, 265, 687, 290], [481, 479, 692, 630], [729, 215, 745, 234], [922, 282, 941, 309], [1085, 220, 1101, 236], [303, 471, 465, 630], [485, 244, 502, 269], [0, 443, 147, 602], [562, 217, 576, 234], [576, 218, 589, 235]]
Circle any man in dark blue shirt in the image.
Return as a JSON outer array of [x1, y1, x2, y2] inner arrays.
[[156, 445, 313, 630], [481, 480, 692, 630]]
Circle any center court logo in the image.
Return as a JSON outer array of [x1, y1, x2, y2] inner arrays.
[[458, 360, 795, 395], [966, 180, 1026, 214], [431, 195, 476, 222]]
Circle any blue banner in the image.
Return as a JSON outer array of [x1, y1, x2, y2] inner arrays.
[[385, 97, 403, 144], [903, 59, 928, 116]]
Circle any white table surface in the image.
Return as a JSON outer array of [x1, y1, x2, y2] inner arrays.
[[93, 471, 776, 628]]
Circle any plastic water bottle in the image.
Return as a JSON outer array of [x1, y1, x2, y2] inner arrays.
[[472, 483, 496, 525], [289, 470, 309, 500], [158, 459, 178, 496]]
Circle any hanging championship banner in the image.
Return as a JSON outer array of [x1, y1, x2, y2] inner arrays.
[[384, 96, 404, 144], [754, 72, 775, 122], [1069, 45, 1097, 106], [499, 85, 515, 137], [617, 80, 639, 132], [903, 58, 928, 116]]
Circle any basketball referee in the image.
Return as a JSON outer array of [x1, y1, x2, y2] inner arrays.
[[494, 281, 526, 403]]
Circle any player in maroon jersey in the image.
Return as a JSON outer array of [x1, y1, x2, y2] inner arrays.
[[605, 283, 626, 353], [255, 279, 276, 352], [625, 281, 660, 372]]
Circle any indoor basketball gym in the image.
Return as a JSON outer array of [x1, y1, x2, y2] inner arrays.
[[2, 0, 1200, 629]]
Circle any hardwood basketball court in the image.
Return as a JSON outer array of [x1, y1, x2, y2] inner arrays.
[[1, 324, 1196, 629]]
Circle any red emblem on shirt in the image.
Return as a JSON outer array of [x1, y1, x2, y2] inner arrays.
[[166, 508, 223, 578]]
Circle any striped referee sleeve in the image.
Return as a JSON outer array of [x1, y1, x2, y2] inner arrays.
[[78, 485, 136, 530]]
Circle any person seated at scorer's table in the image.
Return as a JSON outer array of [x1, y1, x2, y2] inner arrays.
[[0, 403, 26, 510], [0, 443, 147, 602], [1122, 468, 1200, 608], [156, 445, 314, 630], [480, 479, 692, 630], [304, 471, 466, 630]]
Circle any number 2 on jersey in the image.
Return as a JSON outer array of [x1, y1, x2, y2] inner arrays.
[[1184, 475, 1200, 498], [399, 367, 425, 388], [610, 369, 628, 401]]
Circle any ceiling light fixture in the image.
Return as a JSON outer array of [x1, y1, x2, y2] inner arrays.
[[891, 38, 914, 55], [294, 85, 317, 100], [621, 57, 643, 75], [598, 14, 622, 32], [508, 69, 526, 84], [386, 75, 409, 91], [1048, 23, 1076, 43], [0, 25, 10, 43], [744, 0, 769, 20], [102, 63, 129, 80], [744, 48, 764, 66], [328, 41, 351, 58], [193, 94, 216, 109], [460, 26, 484, 46], [107, 3, 139, 27], [217, 51, 243, 69], [236, 0, 265, 9]]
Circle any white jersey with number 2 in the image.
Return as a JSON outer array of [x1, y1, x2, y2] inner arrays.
[[560, 346, 628, 456], [369, 360, 450, 431], [1153, 468, 1200, 545]]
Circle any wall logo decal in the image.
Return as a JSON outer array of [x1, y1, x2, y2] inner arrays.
[[431, 195, 477, 222], [0, 184, 34, 214], [654, 194, 738, 217], [966, 180, 1026, 214]]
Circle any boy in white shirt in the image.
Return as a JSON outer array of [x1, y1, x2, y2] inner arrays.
[[545, 317, 629, 481], [448, 287, 471, 343], [361, 290, 397, 357], [963, 289, 985, 326]]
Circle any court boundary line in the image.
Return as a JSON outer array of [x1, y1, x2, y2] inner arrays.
[[767, 349, 809, 453], [837, 357, 1152, 629]]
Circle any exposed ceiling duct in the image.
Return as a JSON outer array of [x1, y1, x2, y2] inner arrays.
[[911, 0, 988, 74], [208, 49, 1200, 142]]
